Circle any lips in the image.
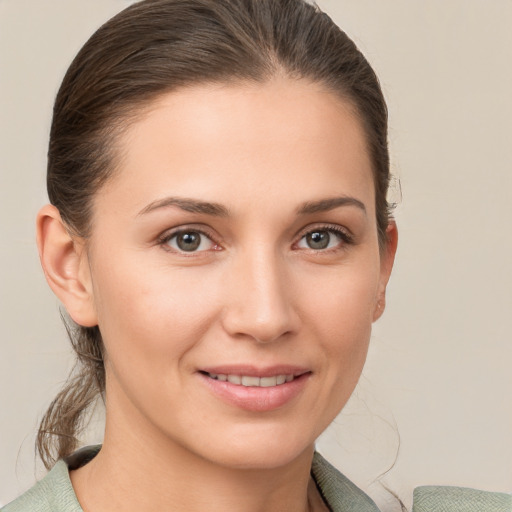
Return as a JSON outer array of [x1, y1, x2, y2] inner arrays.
[[198, 366, 311, 412]]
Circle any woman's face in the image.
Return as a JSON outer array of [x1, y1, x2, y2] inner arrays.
[[80, 78, 395, 469]]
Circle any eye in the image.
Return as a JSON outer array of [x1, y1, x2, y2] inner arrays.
[[296, 227, 351, 251], [164, 230, 217, 253]]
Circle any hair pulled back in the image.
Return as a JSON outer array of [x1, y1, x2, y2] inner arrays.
[[38, 0, 391, 469]]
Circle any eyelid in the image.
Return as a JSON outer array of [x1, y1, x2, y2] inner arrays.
[[296, 223, 353, 241]]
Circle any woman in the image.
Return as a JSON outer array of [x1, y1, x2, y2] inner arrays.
[[3, 1, 509, 511]]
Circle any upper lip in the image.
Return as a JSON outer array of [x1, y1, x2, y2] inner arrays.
[[198, 365, 310, 378]]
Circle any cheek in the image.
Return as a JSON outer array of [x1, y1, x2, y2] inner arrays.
[[89, 254, 222, 373], [298, 258, 380, 340], [296, 257, 379, 409]]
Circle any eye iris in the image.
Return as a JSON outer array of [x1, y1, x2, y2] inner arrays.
[[177, 232, 201, 251], [306, 231, 330, 249]]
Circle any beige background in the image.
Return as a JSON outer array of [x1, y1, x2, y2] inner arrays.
[[1, 1, 511, 509]]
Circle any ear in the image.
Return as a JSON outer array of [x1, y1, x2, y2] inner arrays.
[[36, 204, 98, 327], [373, 220, 398, 322]]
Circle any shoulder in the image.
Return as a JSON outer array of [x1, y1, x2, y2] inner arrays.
[[311, 452, 381, 512], [1, 446, 101, 512], [1, 460, 80, 512], [412, 485, 512, 512]]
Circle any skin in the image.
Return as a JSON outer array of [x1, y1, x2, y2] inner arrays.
[[37, 77, 397, 512]]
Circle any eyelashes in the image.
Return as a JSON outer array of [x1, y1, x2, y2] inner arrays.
[[157, 224, 354, 255]]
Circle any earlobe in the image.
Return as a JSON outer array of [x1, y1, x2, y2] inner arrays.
[[373, 220, 398, 322], [36, 204, 98, 327]]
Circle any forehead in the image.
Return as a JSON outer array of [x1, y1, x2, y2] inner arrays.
[[99, 78, 375, 218]]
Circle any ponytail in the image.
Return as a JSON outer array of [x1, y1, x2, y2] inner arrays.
[[37, 317, 105, 469]]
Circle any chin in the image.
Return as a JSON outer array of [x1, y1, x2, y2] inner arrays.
[[187, 422, 318, 471], [211, 446, 314, 471]]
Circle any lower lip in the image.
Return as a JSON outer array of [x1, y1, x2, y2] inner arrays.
[[198, 373, 311, 412]]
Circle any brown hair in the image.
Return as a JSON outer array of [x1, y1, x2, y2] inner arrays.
[[38, 0, 391, 469]]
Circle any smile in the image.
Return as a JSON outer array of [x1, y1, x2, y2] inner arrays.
[[206, 373, 295, 387], [199, 368, 310, 412]]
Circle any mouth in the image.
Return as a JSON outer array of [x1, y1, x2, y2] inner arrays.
[[198, 367, 311, 412]]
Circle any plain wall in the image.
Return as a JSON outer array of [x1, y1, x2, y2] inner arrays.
[[1, 1, 511, 510]]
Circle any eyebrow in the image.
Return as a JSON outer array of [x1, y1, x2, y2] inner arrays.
[[137, 194, 366, 218], [297, 196, 366, 215], [137, 197, 229, 217]]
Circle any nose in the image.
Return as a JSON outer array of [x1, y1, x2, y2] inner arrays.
[[221, 248, 299, 344]]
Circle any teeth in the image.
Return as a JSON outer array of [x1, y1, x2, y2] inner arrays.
[[227, 375, 242, 385], [260, 376, 277, 387], [208, 373, 295, 387], [241, 376, 260, 386]]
